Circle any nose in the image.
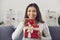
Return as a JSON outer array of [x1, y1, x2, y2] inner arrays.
[[30, 11, 34, 15]]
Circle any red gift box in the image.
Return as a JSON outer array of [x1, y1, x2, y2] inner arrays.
[[24, 19, 39, 39]]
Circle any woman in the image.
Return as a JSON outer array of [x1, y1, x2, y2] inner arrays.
[[12, 3, 52, 40]]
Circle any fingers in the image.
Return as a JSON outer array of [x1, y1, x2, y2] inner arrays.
[[24, 18, 30, 26], [38, 32, 42, 36], [38, 31, 42, 39], [24, 18, 30, 21], [24, 18, 30, 23]]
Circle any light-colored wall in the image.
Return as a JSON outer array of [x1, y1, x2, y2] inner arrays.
[[0, 0, 60, 27], [0, 0, 3, 22]]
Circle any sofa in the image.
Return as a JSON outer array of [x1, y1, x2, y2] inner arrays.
[[0, 25, 15, 40], [0, 25, 60, 40], [49, 26, 60, 40]]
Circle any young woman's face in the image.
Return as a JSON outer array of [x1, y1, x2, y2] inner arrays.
[[27, 6, 37, 20]]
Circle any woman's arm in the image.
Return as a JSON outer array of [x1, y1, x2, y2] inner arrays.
[[42, 23, 52, 40], [12, 22, 23, 40]]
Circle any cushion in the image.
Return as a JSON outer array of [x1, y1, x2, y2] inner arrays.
[[49, 26, 60, 40], [0, 26, 14, 40]]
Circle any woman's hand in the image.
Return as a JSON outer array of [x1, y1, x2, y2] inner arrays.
[[38, 31, 42, 39], [24, 18, 30, 26]]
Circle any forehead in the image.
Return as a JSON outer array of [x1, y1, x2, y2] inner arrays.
[[28, 6, 36, 10]]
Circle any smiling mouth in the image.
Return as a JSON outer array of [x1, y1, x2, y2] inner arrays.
[[29, 16, 35, 19]]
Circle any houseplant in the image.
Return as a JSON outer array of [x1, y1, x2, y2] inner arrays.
[[0, 21, 4, 25], [58, 16, 60, 25]]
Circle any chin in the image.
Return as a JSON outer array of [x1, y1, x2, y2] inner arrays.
[[29, 18, 35, 20]]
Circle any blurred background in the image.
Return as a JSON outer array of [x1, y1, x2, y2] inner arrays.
[[0, 0, 60, 28]]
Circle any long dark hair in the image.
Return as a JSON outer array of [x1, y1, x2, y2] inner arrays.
[[24, 3, 44, 23]]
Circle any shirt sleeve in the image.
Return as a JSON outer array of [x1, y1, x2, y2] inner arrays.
[[12, 22, 23, 40], [42, 23, 52, 40]]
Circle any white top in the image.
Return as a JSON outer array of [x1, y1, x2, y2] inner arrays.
[[12, 22, 52, 40]]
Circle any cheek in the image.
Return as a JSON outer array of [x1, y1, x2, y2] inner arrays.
[[32, 13, 37, 18], [27, 12, 37, 18], [34, 13, 37, 17], [27, 12, 30, 17]]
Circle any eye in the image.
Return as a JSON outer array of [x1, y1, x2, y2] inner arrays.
[[28, 10, 31, 12], [32, 10, 36, 12]]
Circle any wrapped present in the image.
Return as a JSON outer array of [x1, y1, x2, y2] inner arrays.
[[25, 19, 39, 39], [29, 19, 35, 25]]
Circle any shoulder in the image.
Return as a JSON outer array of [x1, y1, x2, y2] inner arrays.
[[38, 22, 46, 25], [38, 22, 48, 28], [18, 21, 24, 25], [16, 21, 24, 28]]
